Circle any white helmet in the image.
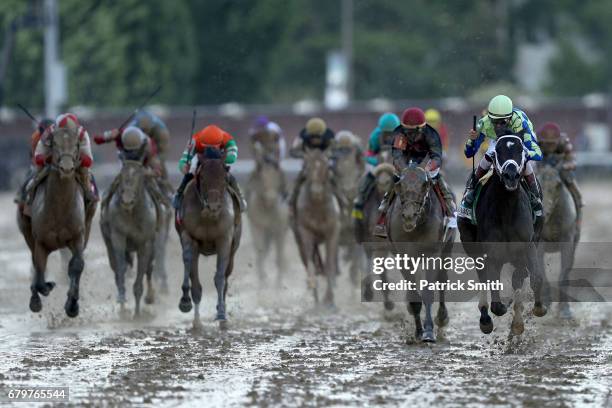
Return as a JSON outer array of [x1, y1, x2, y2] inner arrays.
[[121, 126, 147, 150]]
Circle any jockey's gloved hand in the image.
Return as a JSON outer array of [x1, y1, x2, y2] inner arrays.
[[93, 134, 106, 145], [425, 160, 440, 179]]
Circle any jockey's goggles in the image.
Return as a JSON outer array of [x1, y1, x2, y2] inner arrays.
[[491, 117, 511, 126]]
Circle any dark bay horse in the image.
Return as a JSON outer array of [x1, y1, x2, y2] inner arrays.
[[100, 160, 158, 317], [17, 127, 96, 317], [385, 164, 453, 342], [293, 148, 340, 307], [176, 148, 242, 330], [246, 144, 288, 286], [360, 162, 396, 312], [538, 164, 579, 319], [459, 134, 547, 336]]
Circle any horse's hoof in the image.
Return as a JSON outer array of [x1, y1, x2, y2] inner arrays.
[[532, 303, 547, 317], [218, 320, 228, 331], [37, 281, 56, 296], [384, 301, 395, 311], [29, 295, 42, 313], [491, 301, 507, 317], [511, 321, 525, 336], [480, 316, 494, 334], [193, 320, 204, 332], [415, 328, 424, 340], [435, 309, 449, 327], [421, 329, 436, 343], [64, 298, 79, 318], [145, 295, 155, 305], [179, 298, 192, 313], [363, 286, 374, 302]]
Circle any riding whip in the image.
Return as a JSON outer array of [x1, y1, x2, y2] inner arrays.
[[472, 115, 477, 176], [117, 84, 163, 131], [16, 103, 38, 125]]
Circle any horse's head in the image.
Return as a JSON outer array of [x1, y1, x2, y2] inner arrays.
[[494, 135, 526, 191], [373, 163, 396, 196], [538, 164, 562, 221], [396, 164, 430, 232], [197, 147, 227, 216], [303, 148, 331, 202], [50, 128, 81, 178], [119, 160, 146, 210]]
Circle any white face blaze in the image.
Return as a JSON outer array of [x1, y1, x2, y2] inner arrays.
[[506, 141, 515, 149]]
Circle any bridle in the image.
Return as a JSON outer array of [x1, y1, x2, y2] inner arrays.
[[494, 135, 526, 176]]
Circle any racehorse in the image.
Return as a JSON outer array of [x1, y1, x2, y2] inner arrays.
[[246, 143, 288, 286], [17, 126, 96, 317], [292, 148, 340, 307], [538, 163, 579, 319], [385, 164, 453, 342], [176, 148, 242, 330], [458, 134, 547, 336], [100, 159, 159, 317]]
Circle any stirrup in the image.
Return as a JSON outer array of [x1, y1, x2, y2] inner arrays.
[[373, 224, 388, 238]]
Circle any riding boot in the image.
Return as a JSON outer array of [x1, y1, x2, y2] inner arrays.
[[461, 165, 488, 210], [433, 174, 457, 229], [353, 172, 375, 242], [14, 167, 35, 206], [352, 172, 375, 220], [172, 173, 194, 210], [76, 169, 99, 204], [373, 190, 394, 238], [227, 172, 247, 212], [288, 169, 306, 217], [524, 172, 543, 218]]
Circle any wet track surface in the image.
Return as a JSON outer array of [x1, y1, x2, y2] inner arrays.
[[1, 183, 611, 407]]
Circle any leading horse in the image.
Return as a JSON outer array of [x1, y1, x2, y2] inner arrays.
[[17, 126, 96, 317], [459, 134, 547, 336], [176, 148, 242, 329]]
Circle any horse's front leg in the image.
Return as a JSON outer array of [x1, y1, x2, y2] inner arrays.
[[133, 240, 153, 317], [477, 267, 493, 334], [153, 225, 169, 295], [178, 232, 196, 315], [488, 259, 507, 317], [401, 267, 423, 340], [214, 237, 232, 323], [144, 240, 156, 306], [435, 266, 449, 327], [30, 242, 54, 313], [65, 239, 85, 318], [420, 274, 436, 343], [109, 231, 128, 308], [559, 241, 576, 319], [527, 243, 547, 317], [275, 231, 287, 287]]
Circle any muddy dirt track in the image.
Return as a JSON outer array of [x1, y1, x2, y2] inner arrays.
[[1, 183, 611, 407]]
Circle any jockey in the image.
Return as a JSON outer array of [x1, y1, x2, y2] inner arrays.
[[288, 117, 347, 213], [425, 108, 449, 152], [538, 121, 583, 228], [173, 124, 246, 212], [248, 116, 286, 163], [96, 126, 167, 211], [373, 107, 457, 239], [352, 112, 399, 239], [94, 110, 170, 178], [15, 118, 54, 206], [460, 95, 542, 220], [24, 113, 97, 214]]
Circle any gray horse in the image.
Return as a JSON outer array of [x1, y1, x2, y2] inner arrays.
[[246, 145, 288, 286], [17, 127, 96, 317], [292, 148, 340, 307], [177, 148, 242, 330], [385, 164, 453, 342], [100, 160, 158, 317], [538, 164, 579, 319]]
